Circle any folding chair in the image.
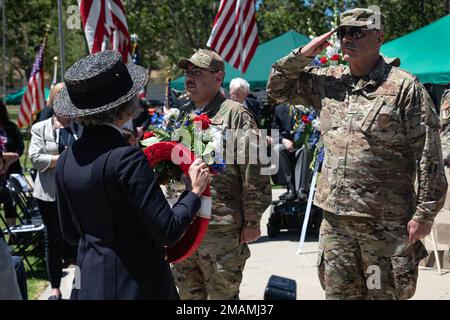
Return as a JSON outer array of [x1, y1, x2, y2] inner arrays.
[[0, 174, 45, 273]]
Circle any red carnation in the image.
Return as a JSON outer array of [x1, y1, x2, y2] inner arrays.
[[194, 114, 211, 130], [320, 56, 328, 64], [331, 54, 340, 61], [143, 131, 155, 140], [302, 115, 311, 124]]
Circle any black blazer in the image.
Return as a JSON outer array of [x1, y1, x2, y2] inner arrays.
[[55, 125, 200, 300]]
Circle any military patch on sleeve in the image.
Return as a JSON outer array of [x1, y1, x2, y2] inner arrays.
[[377, 113, 391, 129]]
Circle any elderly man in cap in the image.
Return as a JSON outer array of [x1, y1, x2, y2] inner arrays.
[[172, 49, 271, 300], [267, 8, 447, 299], [229, 77, 261, 124]]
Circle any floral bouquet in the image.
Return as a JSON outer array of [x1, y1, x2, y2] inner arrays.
[[313, 42, 345, 67], [292, 110, 321, 150], [142, 109, 225, 182], [309, 8, 345, 68], [140, 108, 225, 263]]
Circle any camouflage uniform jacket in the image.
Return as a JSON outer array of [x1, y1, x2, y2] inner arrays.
[[440, 89, 450, 166], [267, 48, 447, 224], [180, 92, 271, 228]]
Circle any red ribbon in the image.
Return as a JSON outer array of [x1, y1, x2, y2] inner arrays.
[[144, 141, 210, 263]]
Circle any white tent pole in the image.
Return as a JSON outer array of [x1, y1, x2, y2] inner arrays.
[[430, 228, 442, 275], [297, 158, 320, 254]]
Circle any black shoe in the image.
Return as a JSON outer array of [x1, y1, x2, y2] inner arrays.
[[279, 190, 296, 200], [48, 294, 62, 300], [297, 192, 308, 201]]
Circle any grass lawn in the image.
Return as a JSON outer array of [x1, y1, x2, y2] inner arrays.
[[2, 105, 48, 299]]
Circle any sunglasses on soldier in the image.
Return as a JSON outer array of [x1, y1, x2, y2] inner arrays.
[[337, 27, 371, 40], [183, 67, 219, 78]]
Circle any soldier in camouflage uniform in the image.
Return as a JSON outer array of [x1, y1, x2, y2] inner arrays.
[[267, 8, 448, 299], [440, 89, 450, 168], [172, 49, 272, 299]]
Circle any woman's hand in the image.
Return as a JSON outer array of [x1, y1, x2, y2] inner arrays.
[[188, 158, 210, 196], [50, 155, 60, 169]]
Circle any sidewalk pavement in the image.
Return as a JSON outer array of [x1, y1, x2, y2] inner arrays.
[[40, 189, 450, 300]]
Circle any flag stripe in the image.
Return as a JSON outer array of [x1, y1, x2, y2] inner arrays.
[[207, 0, 258, 73], [18, 31, 48, 128], [208, 0, 236, 49], [79, 0, 131, 62]]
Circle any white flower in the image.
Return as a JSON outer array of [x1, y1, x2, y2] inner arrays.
[[164, 108, 180, 120], [312, 119, 321, 130], [326, 45, 338, 59]]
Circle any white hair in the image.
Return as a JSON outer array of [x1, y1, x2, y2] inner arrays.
[[229, 77, 250, 93]]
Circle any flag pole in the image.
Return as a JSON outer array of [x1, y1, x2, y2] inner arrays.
[[57, 0, 65, 80], [51, 56, 58, 88], [2, 0, 7, 97]]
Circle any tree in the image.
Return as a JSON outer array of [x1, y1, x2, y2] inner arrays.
[[3, 0, 86, 88], [256, 0, 449, 43], [2, 0, 449, 90], [125, 0, 220, 78]]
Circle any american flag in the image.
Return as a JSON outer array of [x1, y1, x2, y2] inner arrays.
[[207, 0, 259, 73], [78, 0, 132, 63], [17, 32, 48, 128]]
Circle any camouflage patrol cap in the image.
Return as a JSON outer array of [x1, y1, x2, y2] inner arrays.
[[337, 8, 385, 30], [177, 49, 225, 71]]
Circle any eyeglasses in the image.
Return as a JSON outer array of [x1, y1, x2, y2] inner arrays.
[[183, 68, 218, 77], [337, 27, 370, 40]]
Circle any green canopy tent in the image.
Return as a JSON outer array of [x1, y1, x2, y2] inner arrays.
[[171, 30, 311, 91], [381, 14, 450, 85], [4, 86, 50, 105]]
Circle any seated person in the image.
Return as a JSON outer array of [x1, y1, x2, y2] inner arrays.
[[270, 103, 297, 200], [0, 230, 27, 300], [229, 77, 261, 126]]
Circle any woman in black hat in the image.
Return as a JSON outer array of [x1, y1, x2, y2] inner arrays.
[[53, 50, 209, 300]]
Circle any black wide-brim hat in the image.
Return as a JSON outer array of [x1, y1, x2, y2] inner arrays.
[[54, 50, 148, 118]]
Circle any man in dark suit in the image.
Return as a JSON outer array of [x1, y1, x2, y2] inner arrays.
[[270, 103, 297, 200], [53, 50, 210, 300]]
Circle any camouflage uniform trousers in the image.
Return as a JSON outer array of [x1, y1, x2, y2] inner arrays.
[[317, 211, 428, 300], [172, 224, 251, 300]]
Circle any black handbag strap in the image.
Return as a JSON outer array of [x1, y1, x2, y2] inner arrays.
[[91, 149, 119, 300], [58, 148, 119, 299], [58, 149, 84, 238], [90, 150, 117, 247]]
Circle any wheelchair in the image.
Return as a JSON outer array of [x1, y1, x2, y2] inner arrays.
[[0, 173, 45, 273], [267, 144, 323, 238]]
